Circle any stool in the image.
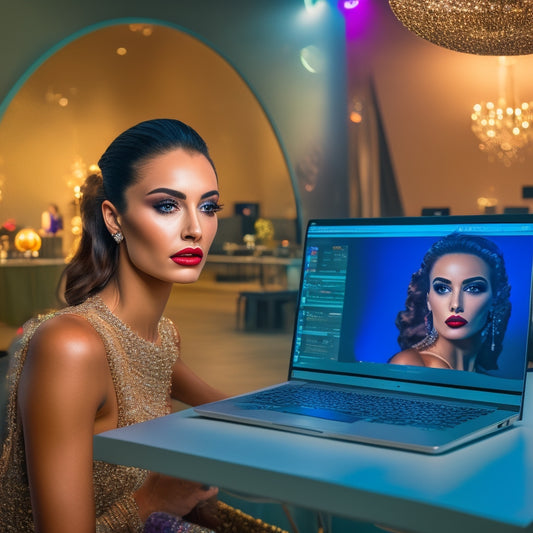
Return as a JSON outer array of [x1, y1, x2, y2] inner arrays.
[[236, 290, 298, 331]]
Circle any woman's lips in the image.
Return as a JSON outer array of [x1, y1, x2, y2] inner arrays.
[[171, 248, 203, 266], [445, 315, 468, 328]]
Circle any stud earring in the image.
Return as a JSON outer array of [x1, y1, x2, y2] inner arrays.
[[112, 232, 123, 244]]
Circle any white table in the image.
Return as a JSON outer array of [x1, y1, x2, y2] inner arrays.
[[206, 254, 301, 289], [94, 374, 533, 533]]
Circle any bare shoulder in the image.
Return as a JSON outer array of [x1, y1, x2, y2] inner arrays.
[[25, 313, 108, 378], [19, 312, 112, 421], [388, 348, 425, 367]]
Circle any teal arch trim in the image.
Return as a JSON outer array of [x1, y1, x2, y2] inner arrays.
[[0, 16, 302, 235]]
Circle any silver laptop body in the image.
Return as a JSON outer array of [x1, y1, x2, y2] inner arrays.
[[196, 215, 533, 454]]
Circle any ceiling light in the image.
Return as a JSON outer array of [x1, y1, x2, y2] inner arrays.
[[389, 0, 533, 56]]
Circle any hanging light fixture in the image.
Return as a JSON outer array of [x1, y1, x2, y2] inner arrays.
[[388, 0, 533, 56], [471, 57, 533, 166]]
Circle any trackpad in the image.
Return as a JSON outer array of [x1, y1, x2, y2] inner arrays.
[[280, 405, 360, 423]]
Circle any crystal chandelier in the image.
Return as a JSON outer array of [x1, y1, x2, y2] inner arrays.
[[471, 57, 533, 166], [388, 0, 533, 56]]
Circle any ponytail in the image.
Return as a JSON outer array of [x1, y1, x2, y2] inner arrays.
[[62, 174, 118, 305], [61, 119, 216, 306]]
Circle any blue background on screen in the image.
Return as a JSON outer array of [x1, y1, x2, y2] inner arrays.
[[341, 234, 532, 379]]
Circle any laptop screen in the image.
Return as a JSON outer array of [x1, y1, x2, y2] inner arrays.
[[290, 216, 533, 395]]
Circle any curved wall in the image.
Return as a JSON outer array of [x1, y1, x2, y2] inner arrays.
[[0, 0, 349, 233]]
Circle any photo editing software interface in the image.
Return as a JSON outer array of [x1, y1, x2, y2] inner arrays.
[[291, 219, 533, 391], [293, 242, 348, 363]]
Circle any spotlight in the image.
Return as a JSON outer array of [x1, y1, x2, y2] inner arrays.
[[340, 0, 360, 10], [304, 0, 322, 11]]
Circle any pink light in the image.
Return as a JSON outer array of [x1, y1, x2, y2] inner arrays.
[[340, 0, 373, 40], [343, 0, 360, 9]]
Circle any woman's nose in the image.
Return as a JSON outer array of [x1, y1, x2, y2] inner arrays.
[[182, 210, 202, 241], [450, 292, 464, 313]]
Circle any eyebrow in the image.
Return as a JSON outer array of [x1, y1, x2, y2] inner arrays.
[[462, 276, 489, 285], [146, 187, 219, 200], [432, 276, 488, 286]]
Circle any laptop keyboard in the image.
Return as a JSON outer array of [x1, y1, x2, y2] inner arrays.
[[238, 384, 495, 430]]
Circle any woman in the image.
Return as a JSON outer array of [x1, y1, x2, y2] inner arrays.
[[40, 203, 63, 235], [0, 119, 287, 533], [389, 232, 511, 372]]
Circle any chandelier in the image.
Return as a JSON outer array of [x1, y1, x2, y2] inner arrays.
[[471, 57, 532, 166], [388, 1, 533, 56]]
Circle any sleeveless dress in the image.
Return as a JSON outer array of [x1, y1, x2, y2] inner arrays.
[[0, 295, 179, 532], [0, 296, 289, 533]]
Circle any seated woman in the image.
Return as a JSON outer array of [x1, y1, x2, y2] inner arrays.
[[389, 232, 511, 372], [0, 119, 287, 533]]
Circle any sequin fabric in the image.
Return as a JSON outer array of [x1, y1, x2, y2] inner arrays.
[[389, 0, 533, 56], [0, 295, 180, 532], [144, 503, 290, 533]]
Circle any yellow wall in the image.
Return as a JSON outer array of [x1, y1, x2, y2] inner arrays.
[[0, 0, 349, 240], [0, 24, 295, 249]]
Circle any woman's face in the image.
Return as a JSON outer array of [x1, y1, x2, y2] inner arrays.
[[118, 148, 220, 285], [427, 253, 493, 342]]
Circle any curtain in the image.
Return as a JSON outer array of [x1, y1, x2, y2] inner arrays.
[[349, 76, 404, 217]]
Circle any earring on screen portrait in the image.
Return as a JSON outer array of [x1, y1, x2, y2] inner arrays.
[[112, 232, 123, 244], [413, 311, 438, 350], [481, 309, 497, 352], [424, 310, 433, 335], [489, 308, 501, 353], [492, 316, 496, 352]]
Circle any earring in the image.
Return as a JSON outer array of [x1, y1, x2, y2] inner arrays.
[[424, 311, 433, 334], [412, 327, 438, 351], [491, 318, 496, 352], [112, 232, 123, 244], [483, 310, 498, 352]]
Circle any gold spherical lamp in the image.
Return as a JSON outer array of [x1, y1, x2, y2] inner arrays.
[[389, 0, 533, 56], [14, 228, 42, 254]]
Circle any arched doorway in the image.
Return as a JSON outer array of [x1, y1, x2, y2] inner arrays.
[[0, 21, 298, 255]]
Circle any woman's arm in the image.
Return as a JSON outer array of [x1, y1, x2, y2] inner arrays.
[[18, 315, 109, 533], [170, 358, 227, 406], [18, 315, 219, 532]]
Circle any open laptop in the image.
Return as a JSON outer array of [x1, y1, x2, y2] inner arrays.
[[196, 215, 533, 454]]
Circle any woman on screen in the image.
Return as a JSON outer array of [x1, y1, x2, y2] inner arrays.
[[389, 232, 511, 372]]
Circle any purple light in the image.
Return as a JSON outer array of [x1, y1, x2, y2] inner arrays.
[[338, 0, 372, 40], [342, 0, 360, 9]]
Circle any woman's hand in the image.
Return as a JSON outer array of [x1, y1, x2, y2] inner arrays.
[[135, 472, 219, 521]]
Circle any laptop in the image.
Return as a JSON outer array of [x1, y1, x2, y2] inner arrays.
[[196, 215, 533, 454]]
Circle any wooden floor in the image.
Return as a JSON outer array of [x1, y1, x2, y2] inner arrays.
[[164, 280, 294, 407]]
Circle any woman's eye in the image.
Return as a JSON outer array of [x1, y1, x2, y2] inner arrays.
[[154, 200, 178, 214], [200, 201, 223, 216], [465, 282, 488, 294], [432, 282, 451, 295]]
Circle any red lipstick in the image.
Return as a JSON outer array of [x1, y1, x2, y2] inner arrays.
[[171, 247, 204, 266], [445, 315, 468, 328]]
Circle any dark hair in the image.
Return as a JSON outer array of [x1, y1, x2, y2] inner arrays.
[[395, 232, 511, 370], [62, 118, 216, 305]]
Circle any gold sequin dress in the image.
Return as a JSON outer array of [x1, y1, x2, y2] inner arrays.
[[0, 295, 179, 532]]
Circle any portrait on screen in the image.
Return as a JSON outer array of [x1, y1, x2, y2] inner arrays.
[[388, 233, 511, 374], [340, 232, 531, 380]]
